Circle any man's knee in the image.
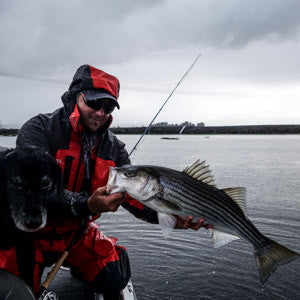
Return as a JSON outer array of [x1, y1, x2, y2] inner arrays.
[[0, 269, 35, 300], [90, 247, 131, 293]]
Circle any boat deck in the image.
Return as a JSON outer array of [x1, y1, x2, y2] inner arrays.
[[41, 266, 95, 299]]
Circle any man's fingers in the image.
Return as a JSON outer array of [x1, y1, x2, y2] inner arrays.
[[96, 186, 125, 203], [94, 186, 109, 196], [110, 192, 126, 203], [174, 215, 212, 231], [182, 216, 193, 229], [190, 218, 204, 231], [88, 187, 126, 214], [104, 192, 126, 211]]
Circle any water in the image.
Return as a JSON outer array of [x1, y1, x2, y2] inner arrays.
[[0, 136, 16, 149], [1, 134, 299, 299]]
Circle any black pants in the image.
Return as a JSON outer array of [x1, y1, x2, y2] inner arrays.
[[0, 269, 35, 300], [69, 247, 131, 299]]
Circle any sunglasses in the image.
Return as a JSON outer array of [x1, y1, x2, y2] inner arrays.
[[81, 93, 116, 114]]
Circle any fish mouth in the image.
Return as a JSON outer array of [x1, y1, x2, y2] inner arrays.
[[106, 166, 126, 194], [107, 184, 125, 194]]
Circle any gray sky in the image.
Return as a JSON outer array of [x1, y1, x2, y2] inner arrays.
[[0, 0, 299, 127]]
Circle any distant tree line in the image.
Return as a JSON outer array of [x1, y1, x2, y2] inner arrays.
[[153, 121, 205, 127], [111, 124, 300, 135], [0, 120, 19, 136], [0, 128, 19, 136]]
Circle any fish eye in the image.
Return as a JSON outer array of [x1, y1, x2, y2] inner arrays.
[[123, 171, 136, 178]]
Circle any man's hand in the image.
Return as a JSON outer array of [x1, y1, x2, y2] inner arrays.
[[87, 186, 126, 214], [174, 215, 212, 230]]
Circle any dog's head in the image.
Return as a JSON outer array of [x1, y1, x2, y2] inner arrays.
[[2, 146, 62, 232]]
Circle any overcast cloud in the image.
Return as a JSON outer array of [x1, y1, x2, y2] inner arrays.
[[0, 0, 299, 127]]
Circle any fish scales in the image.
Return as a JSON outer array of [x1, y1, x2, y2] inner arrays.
[[167, 171, 240, 214], [165, 168, 265, 248], [159, 171, 263, 247], [160, 168, 243, 216]]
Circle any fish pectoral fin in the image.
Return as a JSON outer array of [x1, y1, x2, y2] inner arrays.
[[158, 213, 177, 238], [222, 187, 247, 216], [212, 229, 240, 248], [183, 159, 216, 187]]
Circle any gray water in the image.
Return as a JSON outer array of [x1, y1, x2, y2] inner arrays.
[[1, 135, 299, 299]]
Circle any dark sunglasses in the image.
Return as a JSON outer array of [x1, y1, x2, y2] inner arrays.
[[81, 93, 116, 114]]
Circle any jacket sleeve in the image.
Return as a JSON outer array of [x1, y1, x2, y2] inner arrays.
[[16, 116, 92, 218], [47, 190, 91, 218]]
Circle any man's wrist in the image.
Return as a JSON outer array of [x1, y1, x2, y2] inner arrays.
[[65, 191, 91, 217], [87, 196, 100, 215]]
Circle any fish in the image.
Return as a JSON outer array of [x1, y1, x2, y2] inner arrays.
[[107, 159, 299, 284]]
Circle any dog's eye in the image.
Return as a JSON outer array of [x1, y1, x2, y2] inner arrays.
[[8, 176, 22, 190], [41, 175, 53, 190]]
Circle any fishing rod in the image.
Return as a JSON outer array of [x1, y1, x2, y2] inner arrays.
[[129, 53, 202, 157]]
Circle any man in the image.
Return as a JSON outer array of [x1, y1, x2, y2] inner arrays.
[[3, 65, 208, 298]]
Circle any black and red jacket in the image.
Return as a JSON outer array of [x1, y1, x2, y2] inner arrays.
[[16, 65, 158, 229]]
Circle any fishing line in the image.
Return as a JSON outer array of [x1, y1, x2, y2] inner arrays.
[[0, 71, 69, 84], [0, 71, 206, 95], [128, 54, 202, 157]]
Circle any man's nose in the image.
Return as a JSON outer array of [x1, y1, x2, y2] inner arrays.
[[94, 108, 106, 116]]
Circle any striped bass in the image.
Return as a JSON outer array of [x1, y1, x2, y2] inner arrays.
[[107, 159, 299, 284]]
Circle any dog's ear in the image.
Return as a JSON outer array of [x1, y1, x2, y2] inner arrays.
[[0, 155, 3, 195], [0, 148, 11, 190]]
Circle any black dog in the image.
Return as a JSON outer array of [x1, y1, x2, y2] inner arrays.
[[0, 146, 62, 249]]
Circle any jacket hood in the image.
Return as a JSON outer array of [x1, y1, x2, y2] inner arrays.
[[61, 65, 120, 114]]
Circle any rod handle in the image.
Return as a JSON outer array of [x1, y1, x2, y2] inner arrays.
[[41, 250, 69, 289]]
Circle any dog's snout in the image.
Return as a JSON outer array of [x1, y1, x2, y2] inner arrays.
[[25, 219, 42, 230]]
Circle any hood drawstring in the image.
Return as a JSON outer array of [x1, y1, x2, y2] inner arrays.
[[81, 132, 99, 193]]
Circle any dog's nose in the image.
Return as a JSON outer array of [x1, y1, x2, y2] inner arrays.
[[25, 219, 42, 230]]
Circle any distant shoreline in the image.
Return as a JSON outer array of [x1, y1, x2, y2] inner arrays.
[[110, 124, 300, 135], [0, 128, 19, 136], [1, 125, 299, 137]]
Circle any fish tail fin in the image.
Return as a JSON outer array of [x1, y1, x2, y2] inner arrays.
[[254, 238, 299, 284]]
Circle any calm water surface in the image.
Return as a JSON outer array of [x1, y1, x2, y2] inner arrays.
[[1, 135, 299, 299]]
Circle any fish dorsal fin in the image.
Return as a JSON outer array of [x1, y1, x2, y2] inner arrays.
[[212, 229, 240, 248], [222, 187, 247, 216], [183, 159, 216, 186]]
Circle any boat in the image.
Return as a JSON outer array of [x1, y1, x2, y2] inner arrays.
[[0, 267, 137, 300], [39, 266, 137, 300], [161, 137, 179, 140]]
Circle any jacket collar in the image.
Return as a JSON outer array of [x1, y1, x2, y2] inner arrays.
[[69, 104, 82, 133]]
